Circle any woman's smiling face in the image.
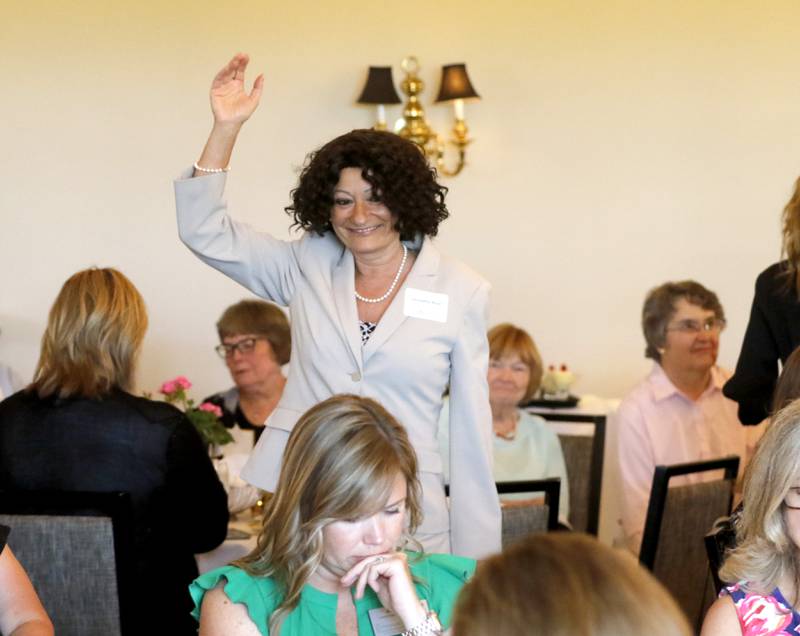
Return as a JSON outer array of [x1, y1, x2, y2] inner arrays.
[[329, 167, 400, 259]]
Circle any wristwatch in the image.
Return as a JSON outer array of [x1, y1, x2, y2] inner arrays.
[[402, 610, 442, 636]]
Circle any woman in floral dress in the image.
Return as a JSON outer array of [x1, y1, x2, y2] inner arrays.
[[701, 399, 800, 635]]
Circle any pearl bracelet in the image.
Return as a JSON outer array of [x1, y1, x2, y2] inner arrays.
[[193, 161, 230, 174], [401, 612, 442, 636]]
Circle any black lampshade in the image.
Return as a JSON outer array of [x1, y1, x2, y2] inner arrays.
[[435, 63, 480, 102], [357, 66, 402, 104]]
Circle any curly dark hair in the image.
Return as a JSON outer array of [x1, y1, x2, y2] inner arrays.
[[285, 129, 449, 240]]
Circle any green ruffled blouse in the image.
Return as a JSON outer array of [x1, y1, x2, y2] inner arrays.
[[190, 552, 475, 635]]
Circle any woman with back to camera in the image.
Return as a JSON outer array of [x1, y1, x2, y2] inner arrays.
[[701, 399, 800, 634], [452, 532, 691, 636], [0, 268, 228, 635], [192, 394, 474, 636], [174, 53, 499, 557], [725, 178, 800, 425], [205, 299, 290, 450]]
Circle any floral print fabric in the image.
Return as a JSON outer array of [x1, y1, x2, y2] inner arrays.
[[724, 583, 800, 635]]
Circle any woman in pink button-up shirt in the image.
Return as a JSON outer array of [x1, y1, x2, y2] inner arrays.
[[616, 280, 752, 554]]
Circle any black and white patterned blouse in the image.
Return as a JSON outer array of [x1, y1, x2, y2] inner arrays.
[[359, 320, 377, 345]]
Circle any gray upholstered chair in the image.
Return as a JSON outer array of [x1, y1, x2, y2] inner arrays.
[[527, 412, 605, 534], [496, 478, 560, 549], [0, 491, 134, 636], [639, 456, 740, 633]]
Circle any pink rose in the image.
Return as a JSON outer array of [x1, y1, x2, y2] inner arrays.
[[160, 380, 176, 395], [160, 376, 192, 395], [199, 402, 223, 418]]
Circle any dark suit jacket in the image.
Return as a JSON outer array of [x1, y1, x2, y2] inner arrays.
[[723, 261, 800, 424], [0, 389, 229, 634]]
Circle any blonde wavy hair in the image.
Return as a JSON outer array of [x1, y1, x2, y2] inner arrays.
[[31, 268, 147, 399], [488, 323, 543, 402], [236, 394, 423, 634], [453, 533, 691, 636], [782, 176, 800, 293], [719, 399, 800, 597]]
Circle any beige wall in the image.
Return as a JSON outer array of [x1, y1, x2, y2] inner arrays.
[[2, 1, 798, 402]]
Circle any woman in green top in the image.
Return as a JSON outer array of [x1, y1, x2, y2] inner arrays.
[[191, 394, 475, 635]]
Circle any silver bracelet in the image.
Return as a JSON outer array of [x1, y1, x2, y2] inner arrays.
[[193, 161, 229, 173], [402, 611, 442, 636]]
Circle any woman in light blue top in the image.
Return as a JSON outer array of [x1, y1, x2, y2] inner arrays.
[[192, 394, 474, 635], [439, 323, 570, 525]]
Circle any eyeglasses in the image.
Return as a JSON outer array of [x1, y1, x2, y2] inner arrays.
[[489, 360, 530, 374], [215, 337, 266, 358], [785, 488, 800, 510], [666, 317, 726, 335]]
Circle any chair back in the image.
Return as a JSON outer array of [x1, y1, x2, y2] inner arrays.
[[0, 490, 134, 636], [639, 456, 739, 632], [496, 478, 560, 548], [705, 511, 739, 595], [537, 412, 606, 534]]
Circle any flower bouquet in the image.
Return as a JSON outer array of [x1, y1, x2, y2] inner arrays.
[[158, 376, 233, 448]]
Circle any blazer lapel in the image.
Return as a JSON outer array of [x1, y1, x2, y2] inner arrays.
[[363, 236, 440, 362], [332, 249, 364, 372]]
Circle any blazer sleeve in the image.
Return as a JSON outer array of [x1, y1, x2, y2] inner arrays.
[[174, 170, 302, 306], [447, 281, 502, 558], [163, 418, 229, 554], [723, 273, 781, 424]]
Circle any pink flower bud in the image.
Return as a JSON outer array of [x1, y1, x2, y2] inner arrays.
[[199, 402, 223, 418], [160, 380, 177, 395], [175, 376, 192, 390]]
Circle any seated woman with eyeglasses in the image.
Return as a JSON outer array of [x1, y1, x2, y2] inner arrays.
[[204, 300, 290, 448], [191, 394, 474, 636], [700, 399, 800, 635], [616, 280, 758, 554]]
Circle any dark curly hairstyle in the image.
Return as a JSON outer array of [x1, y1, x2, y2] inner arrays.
[[285, 129, 449, 240]]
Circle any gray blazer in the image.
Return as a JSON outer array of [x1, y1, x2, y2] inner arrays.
[[174, 171, 501, 558]]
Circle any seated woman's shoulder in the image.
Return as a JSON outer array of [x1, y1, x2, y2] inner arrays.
[[517, 410, 550, 432], [408, 551, 477, 583], [699, 594, 741, 636], [119, 391, 187, 424], [191, 565, 277, 634]]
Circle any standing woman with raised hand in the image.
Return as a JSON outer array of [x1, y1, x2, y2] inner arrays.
[[174, 53, 500, 558], [724, 178, 800, 425]]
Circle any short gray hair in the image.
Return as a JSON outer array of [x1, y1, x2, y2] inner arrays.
[[641, 280, 725, 362]]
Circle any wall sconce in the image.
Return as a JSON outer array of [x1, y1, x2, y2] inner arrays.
[[356, 56, 481, 177]]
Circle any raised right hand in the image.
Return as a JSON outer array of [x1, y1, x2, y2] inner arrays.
[[209, 53, 264, 127]]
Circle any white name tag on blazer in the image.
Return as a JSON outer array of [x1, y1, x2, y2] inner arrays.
[[404, 288, 449, 323]]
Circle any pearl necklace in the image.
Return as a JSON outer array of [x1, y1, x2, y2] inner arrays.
[[354, 244, 408, 304]]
